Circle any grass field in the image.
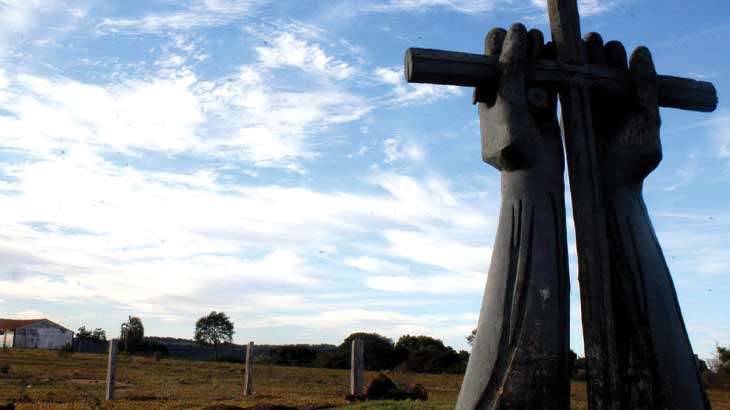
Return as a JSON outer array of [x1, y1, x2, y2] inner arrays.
[[0, 349, 728, 409]]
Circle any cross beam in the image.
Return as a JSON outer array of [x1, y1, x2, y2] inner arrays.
[[404, 48, 717, 112], [403, 1, 717, 409]]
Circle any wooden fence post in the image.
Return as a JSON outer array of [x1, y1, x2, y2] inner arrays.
[[351, 338, 364, 396], [244, 341, 254, 396], [106, 339, 119, 401]]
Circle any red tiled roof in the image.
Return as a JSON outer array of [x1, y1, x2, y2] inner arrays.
[[0, 318, 73, 333]]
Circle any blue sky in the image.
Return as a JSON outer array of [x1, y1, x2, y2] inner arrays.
[[0, 0, 728, 358]]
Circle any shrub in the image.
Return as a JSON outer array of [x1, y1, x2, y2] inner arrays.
[[57, 343, 74, 358], [0, 364, 9, 374], [253, 354, 274, 365], [269, 345, 317, 367], [215, 355, 244, 364], [133, 340, 169, 357]]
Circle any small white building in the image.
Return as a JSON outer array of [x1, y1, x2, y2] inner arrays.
[[0, 319, 74, 349]]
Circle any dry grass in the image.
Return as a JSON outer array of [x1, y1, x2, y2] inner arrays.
[[0, 349, 727, 410]]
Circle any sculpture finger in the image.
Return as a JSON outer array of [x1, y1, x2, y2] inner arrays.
[[629, 46, 659, 114], [485, 28, 507, 56], [480, 23, 535, 171], [499, 23, 529, 84], [583, 32, 606, 65], [604, 40, 628, 69], [474, 27, 506, 105], [528, 29, 544, 59]]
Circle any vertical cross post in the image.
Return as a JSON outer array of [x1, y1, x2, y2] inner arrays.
[[350, 339, 364, 396], [547, 1, 620, 409], [243, 341, 254, 396], [105, 339, 118, 401]]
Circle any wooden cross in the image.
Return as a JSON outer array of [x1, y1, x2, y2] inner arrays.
[[403, 1, 717, 409]]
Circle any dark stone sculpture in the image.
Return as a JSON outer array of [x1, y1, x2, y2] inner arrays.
[[456, 24, 570, 410], [403, 1, 717, 408], [585, 33, 712, 410], [457, 25, 712, 410]]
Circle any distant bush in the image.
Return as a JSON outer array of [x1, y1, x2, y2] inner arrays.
[[133, 340, 169, 358], [57, 343, 74, 358], [0, 364, 9, 374], [215, 355, 244, 364], [394, 335, 469, 374], [323, 333, 400, 371], [269, 345, 317, 367], [253, 354, 274, 365]]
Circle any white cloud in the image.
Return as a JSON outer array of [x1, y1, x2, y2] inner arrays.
[[97, 0, 262, 33], [374, 67, 402, 85], [530, 0, 620, 16], [197, 63, 369, 168], [374, 66, 463, 106], [0, 24, 370, 171], [0, 71, 203, 155], [366, 272, 483, 294], [0, 0, 60, 36], [344, 255, 410, 274], [14, 309, 45, 319], [255, 33, 355, 80], [0, 150, 496, 317], [383, 137, 426, 163], [370, 0, 622, 15], [368, 0, 500, 14], [383, 230, 490, 276], [347, 146, 369, 158]]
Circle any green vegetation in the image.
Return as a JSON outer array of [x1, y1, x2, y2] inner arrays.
[[313, 332, 468, 374], [76, 326, 107, 342], [194, 311, 235, 360], [0, 349, 728, 409], [120, 316, 144, 352]]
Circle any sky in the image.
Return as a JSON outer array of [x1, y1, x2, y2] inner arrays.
[[0, 0, 728, 358]]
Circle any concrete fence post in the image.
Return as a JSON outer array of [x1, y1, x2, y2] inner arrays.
[[244, 341, 254, 396], [351, 338, 364, 396], [106, 339, 119, 401]]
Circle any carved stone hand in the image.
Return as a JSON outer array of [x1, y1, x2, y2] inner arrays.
[[584, 33, 711, 410], [457, 24, 570, 410]]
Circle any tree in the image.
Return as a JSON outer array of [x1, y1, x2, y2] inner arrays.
[[717, 345, 730, 373], [395, 335, 468, 374], [76, 326, 92, 340], [466, 328, 477, 346], [269, 345, 317, 367], [120, 316, 144, 352], [93, 328, 107, 341], [322, 332, 398, 370], [343, 332, 398, 371], [194, 311, 234, 360], [77, 326, 106, 342]]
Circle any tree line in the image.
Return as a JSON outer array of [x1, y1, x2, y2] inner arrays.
[[259, 332, 471, 374], [74, 313, 730, 382]]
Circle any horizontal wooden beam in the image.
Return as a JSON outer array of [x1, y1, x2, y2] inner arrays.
[[404, 48, 718, 112]]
